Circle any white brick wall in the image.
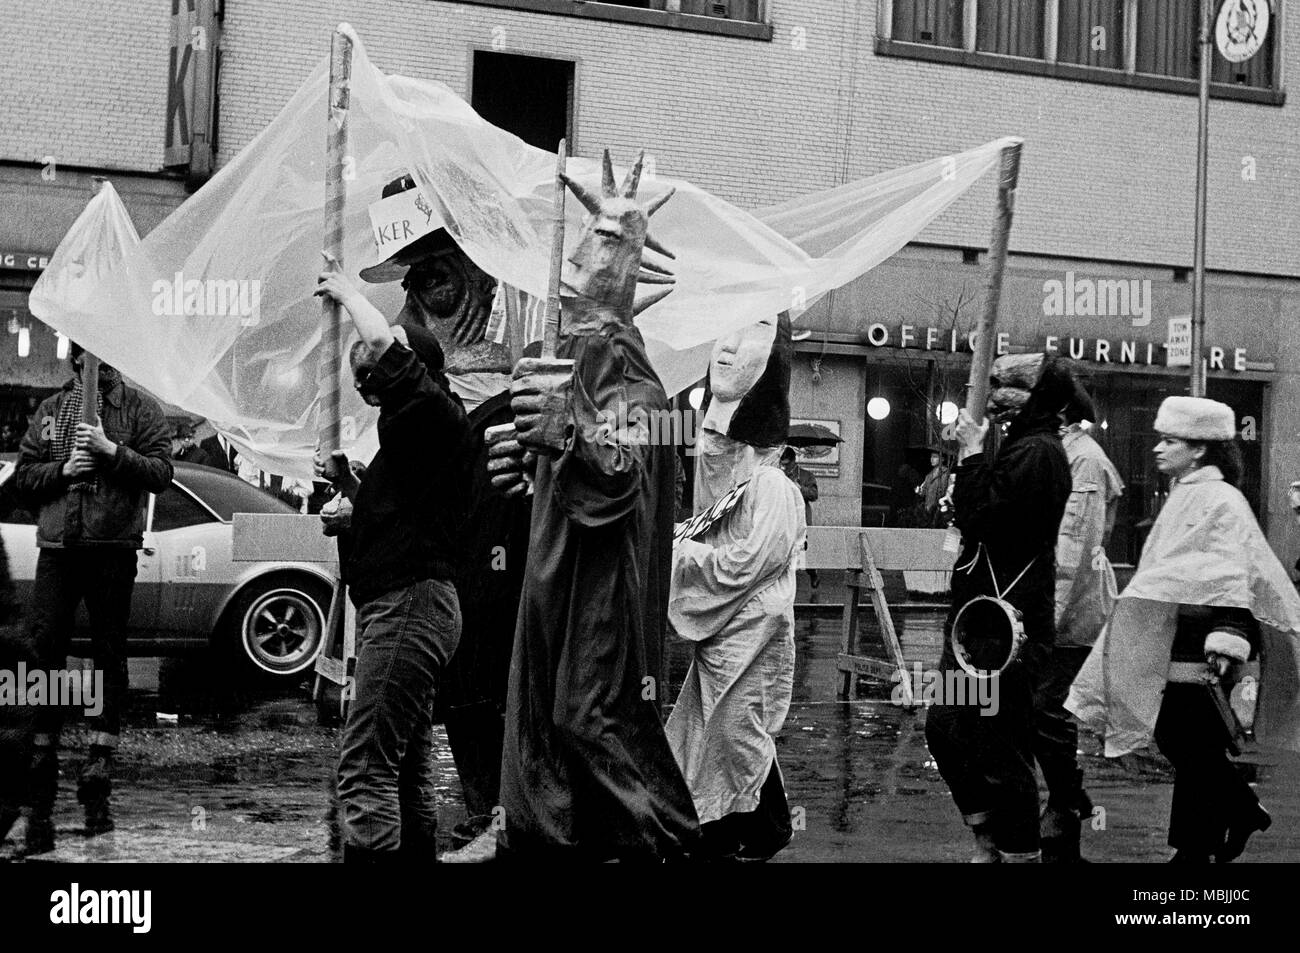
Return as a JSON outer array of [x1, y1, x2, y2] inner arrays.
[[2, 0, 1299, 277]]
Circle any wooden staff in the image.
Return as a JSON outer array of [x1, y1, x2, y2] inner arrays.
[[542, 138, 567, 357], [964, 142, 1023, 425], [317, 25, 354, 456]]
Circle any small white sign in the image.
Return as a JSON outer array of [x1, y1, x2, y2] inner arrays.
[[1167, 314, 1192, 367], [1216, 0, 1270, 64], [366, 186, 443, 259]]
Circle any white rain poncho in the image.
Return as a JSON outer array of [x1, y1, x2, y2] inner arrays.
[[30, 27, 1018, 479], [665, 436, 805, 823], [1067, 466, 1300, 757]]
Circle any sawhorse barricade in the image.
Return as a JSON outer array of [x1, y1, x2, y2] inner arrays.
[[805, 527, 956, 702]]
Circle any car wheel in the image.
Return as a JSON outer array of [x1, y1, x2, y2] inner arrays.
[[227, 577, 330, 678]]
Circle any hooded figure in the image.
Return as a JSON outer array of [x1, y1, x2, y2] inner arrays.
[[924, 353, 1074, 863], [1068, 396, 1300, 862], [496, 151, 701, 861], [664, 312, 807, 861]]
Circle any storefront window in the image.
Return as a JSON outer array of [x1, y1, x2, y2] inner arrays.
[[1077, 370, 1265, 566]]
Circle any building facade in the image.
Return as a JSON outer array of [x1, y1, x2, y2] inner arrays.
[[1, 0, 1298, 558]]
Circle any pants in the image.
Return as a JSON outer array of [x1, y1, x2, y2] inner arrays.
[[337, 579, 461, 854], [925, 640, 1047, 855], [1153, 682, 1260, 855], [0, 622, 37, 815], [443, 700, 504, 827], [699, 759, 792, 860], [1031, 645, 1091, 810]]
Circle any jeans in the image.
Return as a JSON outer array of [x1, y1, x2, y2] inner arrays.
[[29, 549, 138, 743], [337, 578, 461, 854], [1031, 645, 1092, 810]]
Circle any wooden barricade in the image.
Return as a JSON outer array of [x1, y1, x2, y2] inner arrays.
[[804, 526, 957, 700]]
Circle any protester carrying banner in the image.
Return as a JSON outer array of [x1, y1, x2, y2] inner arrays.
[[354, 173, 532, 863], [1069, 396, 1300, 863], [665, 312, 805, 862], [496, 152, 701, 861], [1035, 388, 1123, 862], [13, 344, 173, 854], [315, 261, 474, 863], [925, 353, 1075, 863]]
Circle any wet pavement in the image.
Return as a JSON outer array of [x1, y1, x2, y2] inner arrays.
[[2, 599, 1297, 863]]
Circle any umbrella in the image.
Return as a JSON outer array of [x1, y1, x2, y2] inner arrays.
[[787, 423, 844, 448]]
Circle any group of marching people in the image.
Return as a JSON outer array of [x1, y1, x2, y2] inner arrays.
[[312, 165, 803, 863], [929, 352, 1300, 863]]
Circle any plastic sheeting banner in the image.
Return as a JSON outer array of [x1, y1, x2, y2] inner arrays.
[[30, 28, 1018, 479]]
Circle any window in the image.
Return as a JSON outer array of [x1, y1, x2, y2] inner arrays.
[[151, 485, 217, 532], [976, 0, 1043, 58], [891, 0, 964, 48], [471, 51, 575, 152], [879, 0, 1282, 103], [1057, 0, 1124, 69]]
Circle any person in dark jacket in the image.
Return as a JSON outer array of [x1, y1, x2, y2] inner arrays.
[[924, 353, 1075, 863], [13, 344, 173, 853], [316, 261, 474, 863]]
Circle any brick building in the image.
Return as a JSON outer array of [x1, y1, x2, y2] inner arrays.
[[1, 0, 1297, 558]]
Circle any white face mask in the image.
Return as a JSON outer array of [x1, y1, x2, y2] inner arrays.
[[708, 316, 778, 402]]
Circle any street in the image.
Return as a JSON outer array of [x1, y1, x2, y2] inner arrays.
[[5, 605, 1294, 863]]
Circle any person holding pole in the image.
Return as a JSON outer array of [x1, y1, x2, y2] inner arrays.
[[924, 353, 1075, 862], [13, 343, 173, 854], [314, 264, 474, 863]]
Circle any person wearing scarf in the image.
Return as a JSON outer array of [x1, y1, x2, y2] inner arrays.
[[1068, 396, 1300, 862], [12, 344, 173, 855]]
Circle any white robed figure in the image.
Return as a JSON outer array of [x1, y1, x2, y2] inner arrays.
[[665, 313, 805, 861]]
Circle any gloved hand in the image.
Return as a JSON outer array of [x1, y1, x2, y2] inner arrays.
[[1205, 629, 1251, 679], [485, 423, 534, 498], [510, 357, 574, 456]]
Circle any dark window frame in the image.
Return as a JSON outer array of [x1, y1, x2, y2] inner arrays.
[[878, 0, 1286, 107], [446, 0, 773, 40]]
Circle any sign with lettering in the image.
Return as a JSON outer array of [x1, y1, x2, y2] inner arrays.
[[1166, 314, 1192, 367], [164, 0, 221, 174], [1216, 0, 1270, 64], [0, 251, 51, 271]]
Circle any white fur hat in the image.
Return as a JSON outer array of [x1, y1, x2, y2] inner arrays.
[[1154, 396, 1236, 441]]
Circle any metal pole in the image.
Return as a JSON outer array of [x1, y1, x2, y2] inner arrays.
[[1190, 0, 1212, 397], [318, 25, 354, 455], [964, 142, 1023, 424]]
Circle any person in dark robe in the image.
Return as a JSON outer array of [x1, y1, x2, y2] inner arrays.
[[495, 150, 701, 861], [924, 354, 1076, 863]]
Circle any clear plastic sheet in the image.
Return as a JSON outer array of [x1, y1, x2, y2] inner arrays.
[[30, 29, 1017, 479]]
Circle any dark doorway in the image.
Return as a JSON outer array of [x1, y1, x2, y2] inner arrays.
[[471, 51, 575, 152]]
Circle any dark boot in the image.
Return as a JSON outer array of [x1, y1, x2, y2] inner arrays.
[[1040, 805, 1082, 863], [1217, 804, 1271, 863], [78, 746, 114, 835], [24, 749, 58, 856], [343, 843, 398, 863]]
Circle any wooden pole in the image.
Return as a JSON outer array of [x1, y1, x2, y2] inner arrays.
[[964, 142, 1023, 425], [318, 25, 354, 455], [542, 139, 567, 358]]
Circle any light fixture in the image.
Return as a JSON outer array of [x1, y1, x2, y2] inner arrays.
[[17, 327, 30, 358], [936, 401, 959, 425], [867, 396, 891, 421], [56, 333, 70, 360], [688, 385, 705, 411], [1100, 420, 1110, 431]]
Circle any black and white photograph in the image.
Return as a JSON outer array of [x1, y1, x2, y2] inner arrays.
[[0, 0, 1293, 934]]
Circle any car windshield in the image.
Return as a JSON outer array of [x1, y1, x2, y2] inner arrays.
[[174, 464, 296, 521]]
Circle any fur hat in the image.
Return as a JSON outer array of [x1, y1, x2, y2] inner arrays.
[[1154, 396, 1236, 441]]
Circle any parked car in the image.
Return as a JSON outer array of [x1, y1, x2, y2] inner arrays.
[[0, 459, 335, 679]]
